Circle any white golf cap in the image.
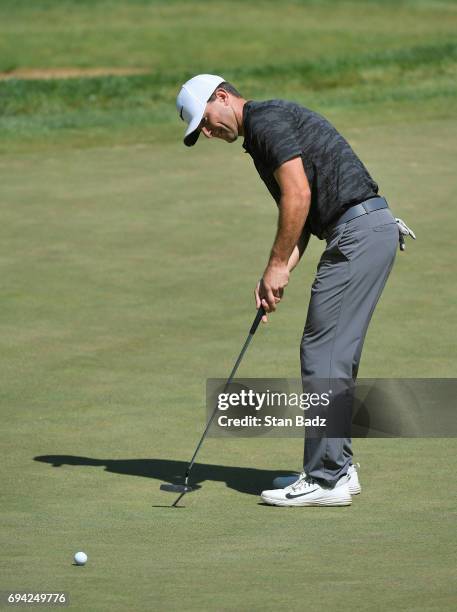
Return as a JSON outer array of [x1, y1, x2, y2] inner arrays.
[[176, 74, 225, 146]]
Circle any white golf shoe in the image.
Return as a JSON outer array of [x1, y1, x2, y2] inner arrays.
[[261, 473, 352, 507], [346, 463, 361, 495], [271, 463, 362, 495]]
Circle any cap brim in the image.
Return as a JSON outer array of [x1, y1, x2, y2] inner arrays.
[[184, 129, 201, 147], [183, 102, 205, 147]]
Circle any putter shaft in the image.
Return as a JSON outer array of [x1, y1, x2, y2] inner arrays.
[[169, 307, 265, 505]]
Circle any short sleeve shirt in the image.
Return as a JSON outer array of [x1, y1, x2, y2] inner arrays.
[[242, 100, 379, 239]]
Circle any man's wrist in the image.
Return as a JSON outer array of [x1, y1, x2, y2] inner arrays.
[[268, 253, 289, 267]]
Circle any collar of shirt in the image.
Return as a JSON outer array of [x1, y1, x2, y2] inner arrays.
[[242, 100, 254, 154]]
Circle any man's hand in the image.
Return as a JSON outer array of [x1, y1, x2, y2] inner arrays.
[[254, 262, 290, 322]]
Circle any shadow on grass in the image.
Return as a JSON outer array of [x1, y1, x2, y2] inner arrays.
[[34, 455, 295, 497]]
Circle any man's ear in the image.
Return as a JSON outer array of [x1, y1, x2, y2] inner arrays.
[[216, 89, 229, 104]]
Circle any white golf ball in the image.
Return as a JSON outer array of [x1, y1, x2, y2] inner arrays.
[[74, 551, 88, 566]]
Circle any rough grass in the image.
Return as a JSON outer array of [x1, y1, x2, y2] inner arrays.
[[1, 0, 456, 152], [1, 41, 456, 115]]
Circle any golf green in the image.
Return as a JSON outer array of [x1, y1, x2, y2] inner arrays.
[[1, 0, 456, 609], [1, 118, 456, 610]]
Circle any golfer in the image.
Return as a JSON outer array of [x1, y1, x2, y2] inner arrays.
[[176, 74, 415, 507]]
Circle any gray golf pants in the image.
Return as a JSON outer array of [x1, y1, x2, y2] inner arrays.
[[301, 206, 398, 487]]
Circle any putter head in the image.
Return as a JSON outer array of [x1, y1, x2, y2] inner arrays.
[[160, 483, 194, 493]]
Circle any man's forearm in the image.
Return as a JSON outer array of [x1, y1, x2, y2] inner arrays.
[[258, 158, 311, 315], [269, 194, 310, 266], [288, 227, 311, 271]]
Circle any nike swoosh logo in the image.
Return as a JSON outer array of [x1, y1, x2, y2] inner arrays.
[[179, 106, 184, 121], [285, 487, 319, 499]]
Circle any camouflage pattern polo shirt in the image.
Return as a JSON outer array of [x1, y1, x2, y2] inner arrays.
[[242, 99, 379, 239]]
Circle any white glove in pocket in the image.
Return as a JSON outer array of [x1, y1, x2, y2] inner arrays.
[[396, 218, 416, 251]]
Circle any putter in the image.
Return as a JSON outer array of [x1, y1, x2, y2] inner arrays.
[[160, 306, 266, 507]]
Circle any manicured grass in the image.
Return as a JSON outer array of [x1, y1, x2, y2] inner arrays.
[[1, 1, 456, 610], [1, 0, 456, 73], [1, 117, 456, 610]]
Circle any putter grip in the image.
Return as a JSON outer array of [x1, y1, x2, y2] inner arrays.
[[249, 306, 265, 335]]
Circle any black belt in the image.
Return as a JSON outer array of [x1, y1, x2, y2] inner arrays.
[[323, 196, 388, 238]]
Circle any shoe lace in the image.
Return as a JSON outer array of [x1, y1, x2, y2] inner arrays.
[[289, 472, 312, 492]]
